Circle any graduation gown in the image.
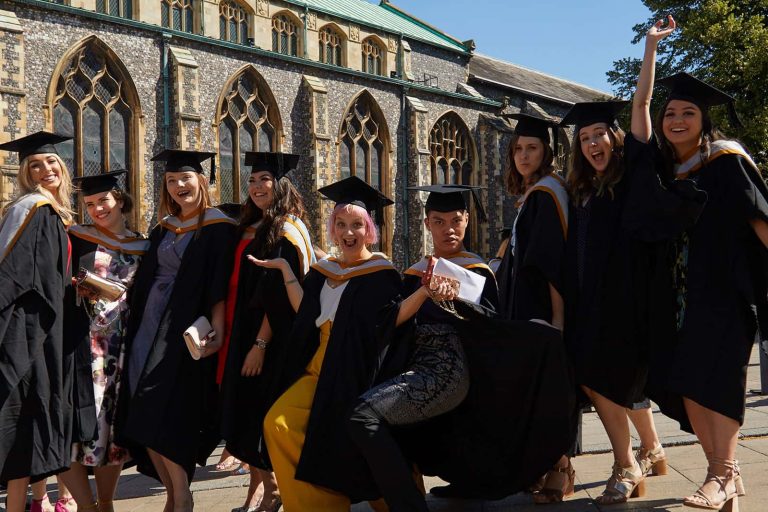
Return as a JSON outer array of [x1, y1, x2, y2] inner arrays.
[[496, 173, 568, 321], [64, 225, 149, 447], [563, 133, 706, 408], [220, 216, 315, 469], [272, 255, 404, 502], [0, 194, 71, 483], [117, 208, 236, 481], [647, 141, 768, 431]]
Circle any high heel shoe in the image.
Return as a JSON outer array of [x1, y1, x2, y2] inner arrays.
[[54, 496, 77, 512], [31, 494, 54, 512], [533, 459, 575, 504], [683, 457, 739, 511], [595, 460, 646, 505], [733, 461, 745, 496], [637, 444, 668, 476]]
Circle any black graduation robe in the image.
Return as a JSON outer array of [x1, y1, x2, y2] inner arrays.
[[0, 194, 71, 483], [220, 216, 315, 470], [647, 142, 768, 432], [400, 254, 576, 498], [563, 133, 706, 408], [117, 208, 236, 481], [64, 225, 149, 446], [496, 174, 568, 322], [272, 255, 404, 502]]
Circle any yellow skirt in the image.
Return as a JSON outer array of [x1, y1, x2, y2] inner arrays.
[[263, 321, 351, 512]]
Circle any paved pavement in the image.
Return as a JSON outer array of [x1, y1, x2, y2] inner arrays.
[[5, 345, 768, 511]]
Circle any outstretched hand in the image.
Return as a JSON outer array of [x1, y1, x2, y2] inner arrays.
[[247, 255, 288, 271], [646, 15, 676, 45]]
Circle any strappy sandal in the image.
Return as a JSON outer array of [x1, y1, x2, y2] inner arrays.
[[54, 496, 77, 512], [683, 458, 739, 511], [733, 461, 745, 496], [595, 460, 645, 505], [31, 494, 55, 512], [637, 444, 668, 476], [215, 456, 241, 472], [533, 459, 575, 504]]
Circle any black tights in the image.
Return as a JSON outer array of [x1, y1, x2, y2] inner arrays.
[[347, 400, 429, 512]]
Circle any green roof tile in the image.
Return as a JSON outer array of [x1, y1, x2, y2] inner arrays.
[[283, 0, 469, 53]]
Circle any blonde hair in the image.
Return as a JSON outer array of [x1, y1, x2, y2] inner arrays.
[[8, 153, 75, 224], [158, 172, 212, 236]]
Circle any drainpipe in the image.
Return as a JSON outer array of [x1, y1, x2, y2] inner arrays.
[[400, 87, 410, 268], [303, 5, 309, 58], [161, 33, 172, 148], [161, 33, 172, 149]]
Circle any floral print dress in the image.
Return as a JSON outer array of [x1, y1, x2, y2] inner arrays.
[[72, 246, 141, 466]]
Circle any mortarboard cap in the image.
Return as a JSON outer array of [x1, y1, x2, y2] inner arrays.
[[505, 113, 556, 144], [656, 72, 741, 127], [318, 175, 394, 213], [0, 131, 72, 162], [72, 170, 127, 196], [216, 202, 243, 219], [407, 184, 487, 223], [559, 101, 629, 128], [151, 149, 217, 184], [656, 72, 734, 109], [244, 152, 300, 180]]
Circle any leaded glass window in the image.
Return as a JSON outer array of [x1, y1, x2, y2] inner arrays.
[[271, 13, 299, 56], [361, 38, 383, 76], [161, 0, 194, 33], [51, 42, 137, 219], [217, 70, 279, 203], [319, 26, 343, 67], [97, 0, 132, 18], [220, 0, 249, 44], [430, 113, 473, 185]]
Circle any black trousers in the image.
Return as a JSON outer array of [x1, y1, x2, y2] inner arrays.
[[347, 401, 429, 512]]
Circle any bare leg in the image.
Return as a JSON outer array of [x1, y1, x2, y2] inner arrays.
[[583, 386, 633, 467], [159, 456, 192, 512], [627, 406, 661, 451], [6, 477, 31, 512], [148, 449, 175, 512], [31, 479, 48, 501], [259, 470, 280, 510], [94, 465, 123, 512], [243, 469, 264, 509], [684, 397, 715, 457], [57, 463, 96, 508]]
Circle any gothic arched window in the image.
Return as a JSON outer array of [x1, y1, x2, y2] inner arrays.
[[216, 68, 281, 203], [161, 0, 195, 33], [339, 91, 391, 251], [272, 12, 299, 56], [50, 38, 140, 222], [96, 0, 132, 18], [429, 112, 474, 185], [319, 25, 344, 67], [220, 0, 249, 44], [361, 37, 384, 76]]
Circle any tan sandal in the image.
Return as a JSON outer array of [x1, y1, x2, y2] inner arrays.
[[533, 459, 575, 504], [637, 444, 668, 476], [595, 460, 645, 505], [683, 457, 739, 511]]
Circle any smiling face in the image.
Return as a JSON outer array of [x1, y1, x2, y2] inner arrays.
[[578, 122, 614, 173], [248, 170, 275, 211], [424, 209, 468, 258], [26, 153, 63, 192], [165, 171, 202, 215], [332, 206, 371, 260], [84, 190, 124, 232], [513, 136, 546, 181], [662, 99, 703, 156]]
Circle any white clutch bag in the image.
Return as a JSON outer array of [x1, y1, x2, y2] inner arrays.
[[432, 258, 486, 305], [183, 315, 213, 360]]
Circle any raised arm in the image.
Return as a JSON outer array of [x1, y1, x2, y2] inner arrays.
[[248, 256, 304, 312], [632, 15, 676, 143]]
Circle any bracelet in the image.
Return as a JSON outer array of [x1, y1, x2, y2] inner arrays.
[[254, 338, 269, 349], [285, 278, 298, 285]]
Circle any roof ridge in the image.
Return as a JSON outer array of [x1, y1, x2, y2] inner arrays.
[[379, 0, 468, 50], [473, 52, 610, 95]]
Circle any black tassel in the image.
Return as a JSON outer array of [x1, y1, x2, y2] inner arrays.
[[727, 102, 744, 130], [209, 154, 217, 185], [472, 190, 488, 223]]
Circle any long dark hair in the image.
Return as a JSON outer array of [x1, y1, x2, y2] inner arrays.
[[505, 134, 556, 196], [238, 173, 306, 258], [654, 100, 727, 180], [565, 125, 625, 205]]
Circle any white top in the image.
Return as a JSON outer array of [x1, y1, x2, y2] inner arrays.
[[315, 280, 349, 327]]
